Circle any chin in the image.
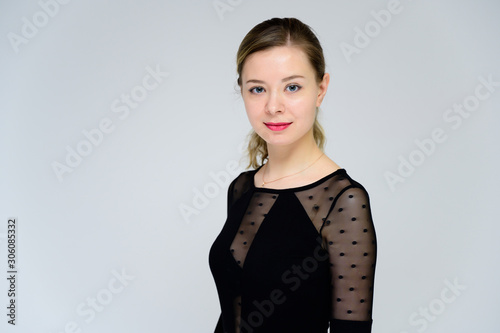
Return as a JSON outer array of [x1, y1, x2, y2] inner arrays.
[[262, 137, 297, 148]]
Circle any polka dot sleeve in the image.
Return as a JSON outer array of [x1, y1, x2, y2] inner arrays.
[[322, 185, 377, 327]]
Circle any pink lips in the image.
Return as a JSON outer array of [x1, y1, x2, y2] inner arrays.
[[264, 122, 292, 131]]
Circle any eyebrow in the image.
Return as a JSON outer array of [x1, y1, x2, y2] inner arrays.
[[245, 75, 305, 85]]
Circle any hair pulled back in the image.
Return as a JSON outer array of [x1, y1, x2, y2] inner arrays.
[[236, 17, 327, 168]]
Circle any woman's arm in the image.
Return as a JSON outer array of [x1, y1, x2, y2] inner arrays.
[[323, 185, 377, 332]]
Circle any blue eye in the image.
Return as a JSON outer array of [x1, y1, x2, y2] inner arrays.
[[286, 84, 301, 92], [250, 86, 265, 94]]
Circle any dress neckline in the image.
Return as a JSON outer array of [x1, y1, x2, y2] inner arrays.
[[251, 167, 346, 193]]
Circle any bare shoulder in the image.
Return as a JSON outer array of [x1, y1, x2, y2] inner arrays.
[[296, 155, 342, 187], [314, 155, 342, 178]]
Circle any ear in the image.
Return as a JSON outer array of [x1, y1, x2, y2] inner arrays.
[[315, 73, 330, 107]]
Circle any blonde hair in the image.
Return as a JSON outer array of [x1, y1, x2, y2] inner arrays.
[[236, 18, 327, 169]]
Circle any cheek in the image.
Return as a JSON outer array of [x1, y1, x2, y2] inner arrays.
[[243, 99, 262, 125], [289, 97, 317, 120]]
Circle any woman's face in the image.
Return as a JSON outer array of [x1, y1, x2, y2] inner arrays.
[[240, 45, 329, 149]]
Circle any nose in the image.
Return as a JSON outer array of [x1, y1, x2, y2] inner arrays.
[[265, 90, 284, 114]]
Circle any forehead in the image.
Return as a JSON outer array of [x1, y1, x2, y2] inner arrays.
[[241, 46, 314, 80]]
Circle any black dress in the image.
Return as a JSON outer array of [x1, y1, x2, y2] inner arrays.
[[209, 168, 376, 333]]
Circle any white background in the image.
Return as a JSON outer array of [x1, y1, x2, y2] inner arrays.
[[1, 0, 499, 332]]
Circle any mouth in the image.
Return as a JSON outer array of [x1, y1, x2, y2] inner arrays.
[[264, 122, 292, 131]]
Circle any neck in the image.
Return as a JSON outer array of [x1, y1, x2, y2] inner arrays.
[[264, 131, 322, 179]]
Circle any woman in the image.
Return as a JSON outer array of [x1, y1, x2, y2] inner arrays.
[[209, 17, 377, 333]]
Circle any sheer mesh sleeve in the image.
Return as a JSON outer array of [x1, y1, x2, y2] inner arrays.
[[322, 185, 376, 329], [227, 171, 253, 214]]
